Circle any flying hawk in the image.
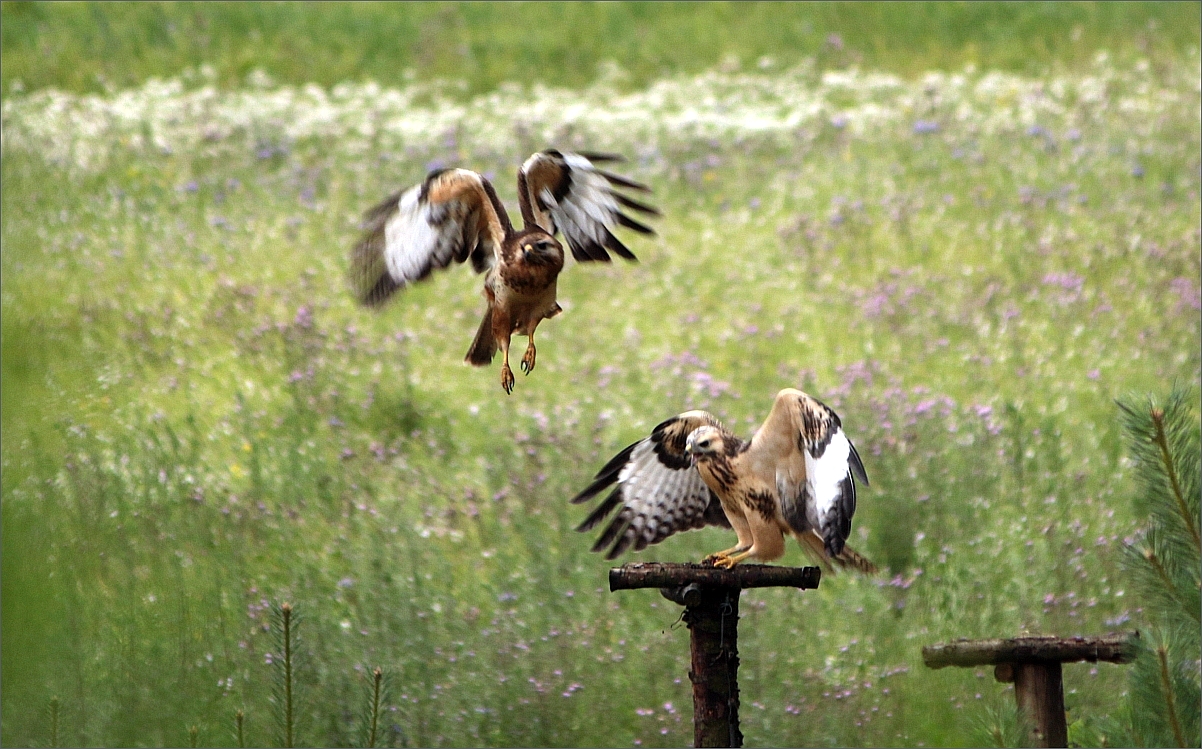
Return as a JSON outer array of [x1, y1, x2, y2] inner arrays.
[[571, 389, 877, 573], [350, 150, 659, 393]]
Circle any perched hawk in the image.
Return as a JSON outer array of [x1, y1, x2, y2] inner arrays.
[[350, 150, 659, 393], [571, 389, 877, 573]]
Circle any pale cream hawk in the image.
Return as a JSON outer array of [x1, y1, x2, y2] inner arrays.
[[572, 389, 877, 573]]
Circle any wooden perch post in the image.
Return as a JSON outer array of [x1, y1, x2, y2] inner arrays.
[[610, 562, 821, 748], [922, 632, 1140, 748]]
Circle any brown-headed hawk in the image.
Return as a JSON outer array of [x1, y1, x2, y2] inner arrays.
[[350, 150, 659, 393], [571, 389, 877, 573]]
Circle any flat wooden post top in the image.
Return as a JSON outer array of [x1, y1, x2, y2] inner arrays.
[[923, 632, 1139, 749], [609, 562, 822, 593], [921, 632, 1140, 670], [609, 563, 819, 749]]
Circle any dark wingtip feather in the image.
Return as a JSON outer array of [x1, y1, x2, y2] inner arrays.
[[604, 530, 635, 560], [577, 151, 626, 164], [358, 272, 401, 308], [595, 169, 652, 193], [575, 488, 623, 532], [616, 212, 655, 235], [603, 228, 638, 261], [571, 461, 622, 504], [566, 234, 614, 263], [592, 514, 630, 555], [614, 193, 662, 216], [576, 441, 638, 488], [848, 440, 870, 486], [360, 189, 405, 225]]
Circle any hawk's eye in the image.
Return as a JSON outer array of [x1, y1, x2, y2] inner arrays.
[[699, 440, 710, 449], [536, 240, 551, 250]]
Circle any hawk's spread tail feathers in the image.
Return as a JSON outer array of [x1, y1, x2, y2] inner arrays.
[[465, 307, 497, 366], [831, 545, 879, 575], [797, 529, 878, 576]]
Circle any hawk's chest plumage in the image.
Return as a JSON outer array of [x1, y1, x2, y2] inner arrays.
[[485, 248, 563, 335], [494, 246, 564, 296], [696, 453, 739, 496], [696, 446, 777, 519]]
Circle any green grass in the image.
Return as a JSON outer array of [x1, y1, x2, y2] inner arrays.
[[2, 1, 1199, 97], [2, 3, 1200, 747]]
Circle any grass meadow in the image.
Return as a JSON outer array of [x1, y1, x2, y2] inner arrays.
[[2, 3, 1200, 747]]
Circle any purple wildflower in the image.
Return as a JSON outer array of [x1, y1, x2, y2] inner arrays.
[[1042, 273, 1085, 304], [1170, 277, 1201, 312]]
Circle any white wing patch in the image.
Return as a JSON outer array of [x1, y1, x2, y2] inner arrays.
[[806, 429, 853, 525], [382, 186, 439, 284], [351, 168, 501, 307], [382, 169, 477, 286]]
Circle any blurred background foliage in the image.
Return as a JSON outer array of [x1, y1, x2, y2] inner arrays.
[[2, 1, 1199, 97], [1, 2, 1199, 747]]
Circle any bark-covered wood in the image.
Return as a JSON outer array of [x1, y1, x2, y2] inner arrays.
[[610, 562, 821, 592], [1015, 662, 1068, 748], [921, 632, 1140, 669], [687, 587, 743, 748], [611, 562, 821, 747]]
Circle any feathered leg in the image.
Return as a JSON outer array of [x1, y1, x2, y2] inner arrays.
[[521, 303, 561, 375], [491, 309, 515, 395], [713, 517, 785, 569]]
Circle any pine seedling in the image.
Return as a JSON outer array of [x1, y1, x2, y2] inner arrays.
[[1116, 386, 1201, 748], [46, 696, 60, 749], [357, 667, 394, 748], [270, 602, 300, 748], [970, 698, 1030, 748], [234, 709, 245, 749]]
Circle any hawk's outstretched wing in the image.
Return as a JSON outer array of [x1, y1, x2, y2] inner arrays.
[[350, 169, 512, 307], [571, 411, 730, 560], [518, 150, 660, 263], [754, 389, 869, 559]]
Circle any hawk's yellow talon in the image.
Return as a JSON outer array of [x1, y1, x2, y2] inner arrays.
[[500, 364, 515, 394], [520, 342, 536, 375]]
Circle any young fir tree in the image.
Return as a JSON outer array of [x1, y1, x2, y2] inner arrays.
[[1108, 386, 1201, 748], [270, 602, 301, 749]]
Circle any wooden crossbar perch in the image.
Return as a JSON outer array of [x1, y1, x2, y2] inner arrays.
[[922, 632, 1140, 748], [610, 563, 821, 748]]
